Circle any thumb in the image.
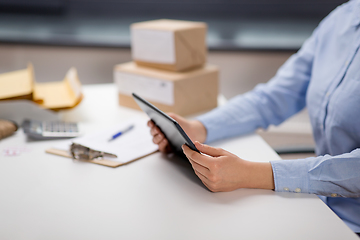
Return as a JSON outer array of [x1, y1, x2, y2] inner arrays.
[[194, 141, 223, 157], [168, 113, 190, 129], [168, 112, 185, 123]]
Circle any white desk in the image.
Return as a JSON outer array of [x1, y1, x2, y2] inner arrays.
[[0, 84, 357, 240]]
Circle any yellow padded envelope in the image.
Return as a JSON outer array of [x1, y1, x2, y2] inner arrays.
[[0, 64, 34, 100], [33, 68, 83, 110]]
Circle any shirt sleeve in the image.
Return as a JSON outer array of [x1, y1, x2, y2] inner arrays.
[[271, 148, 360, 198], [197, 26, 320, 143]]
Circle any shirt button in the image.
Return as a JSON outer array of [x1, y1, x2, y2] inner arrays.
[[331, 193, 337, 197], [345, 61, 349, 65], [295, 188, 301, 193], [283, 187, 289, 191], [326, 92, 330, 97]]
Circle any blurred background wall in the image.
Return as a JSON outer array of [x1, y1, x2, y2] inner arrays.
[[0, 0, 346, 98], [0, 0, 347, 157], [0, 45, 293, 99]]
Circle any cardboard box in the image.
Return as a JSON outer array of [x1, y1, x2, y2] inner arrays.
[[131, 19, 207, 72], [114, 62, 218, 116]]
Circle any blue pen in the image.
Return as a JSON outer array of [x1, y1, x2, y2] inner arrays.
[[108, 125, 134, 141]]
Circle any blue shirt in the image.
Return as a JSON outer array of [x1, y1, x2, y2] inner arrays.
[[197, 0, 360, 232]]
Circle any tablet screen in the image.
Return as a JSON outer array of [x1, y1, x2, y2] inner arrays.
[[132, 93, 199, 154]]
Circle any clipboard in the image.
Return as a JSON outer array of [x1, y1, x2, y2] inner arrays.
[[46, 118, 159, 168], [45, 147, 156, 168]]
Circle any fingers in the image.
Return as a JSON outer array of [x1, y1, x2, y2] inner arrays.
[[193, 169, 210, 185], [152, 133, 165, 145], [194, 141, 224, 157], [148, 114, 188, 154], [167, 112, 181, 121], [147, 120, 153, 127], [150, 126, 161, 137], [193, 168, 220, 193], [183, 144, 212, 181], [148, 122, 159, 136], [147, 120, 171, 153], [182, 143, 229, 192], [148, 121, 165, 144], [189, 158, 210, 177], [168, 113, 188, 127], [182, 144, 212, 168], [158, 138, 168, 152]]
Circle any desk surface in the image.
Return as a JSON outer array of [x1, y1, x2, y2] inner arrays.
[[0, 84, 357, 240]]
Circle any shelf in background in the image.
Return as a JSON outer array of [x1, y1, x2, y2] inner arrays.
[[0, 13, 320, 51]]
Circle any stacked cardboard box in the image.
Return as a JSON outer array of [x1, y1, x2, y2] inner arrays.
[[114, 19, 219, 116]]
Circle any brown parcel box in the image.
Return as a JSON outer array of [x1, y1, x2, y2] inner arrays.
[[131, 19, 207, 72], [114, 62, 218, 116]]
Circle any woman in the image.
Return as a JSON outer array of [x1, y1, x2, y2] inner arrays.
[[148, 0, 360, 234]]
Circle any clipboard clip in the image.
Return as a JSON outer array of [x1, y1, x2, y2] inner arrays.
[[70, 143, 117, 160]]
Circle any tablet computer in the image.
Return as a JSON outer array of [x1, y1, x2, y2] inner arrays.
[[132, 93, 200, 154]]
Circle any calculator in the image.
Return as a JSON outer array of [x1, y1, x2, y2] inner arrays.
[[22, 119, 81, 140]]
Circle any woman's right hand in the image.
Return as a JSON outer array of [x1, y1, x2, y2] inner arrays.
[[147, 113, 207, 153]]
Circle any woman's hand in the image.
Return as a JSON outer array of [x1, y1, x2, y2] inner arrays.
[[182, 141, 275, 192], [147, 113, 207, 153]]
